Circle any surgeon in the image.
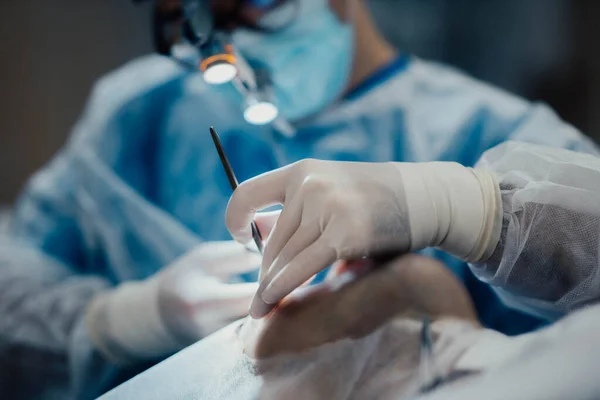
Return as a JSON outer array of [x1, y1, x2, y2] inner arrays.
[[227, 141, 600, 322], [0, 0, 598, 398]]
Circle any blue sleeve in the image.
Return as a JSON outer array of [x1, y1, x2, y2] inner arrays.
[[463, 71, 600, 160], [9, 54, 185, 269], [0, 55, 185, 399], [406, 60, 600, 165], [503, 101, 599, 156]]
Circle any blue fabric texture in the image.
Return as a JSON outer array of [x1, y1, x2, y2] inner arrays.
[[1, 53, 598, 399], [233, 0, 354, 121]]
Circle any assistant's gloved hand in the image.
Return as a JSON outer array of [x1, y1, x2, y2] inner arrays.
[[85, 241, 262, 364], [225, 159, 501, 318]]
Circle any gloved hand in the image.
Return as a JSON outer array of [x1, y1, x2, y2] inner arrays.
[[85, 241, 262, 364], [226, 159, 502, 318]]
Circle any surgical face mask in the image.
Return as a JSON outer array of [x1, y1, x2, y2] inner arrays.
[[233, 0, 354, 121]]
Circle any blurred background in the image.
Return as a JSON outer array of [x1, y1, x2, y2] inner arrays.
[[1, 0, 600, 205]]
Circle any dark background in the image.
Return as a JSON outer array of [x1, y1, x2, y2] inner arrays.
[[1, 0, 600, 204]]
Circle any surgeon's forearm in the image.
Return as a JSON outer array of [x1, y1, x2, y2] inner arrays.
[[469, 141, 600, 317], [0, 246, 115, 398]]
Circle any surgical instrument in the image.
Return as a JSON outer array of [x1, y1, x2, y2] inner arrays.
[[415, 316, 479, 396], [418, 316, 443, 393], [210, 126, 264, 254]]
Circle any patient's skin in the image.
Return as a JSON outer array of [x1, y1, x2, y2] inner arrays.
[[98, 255, 484, 400], [241, 254, 479, 359]]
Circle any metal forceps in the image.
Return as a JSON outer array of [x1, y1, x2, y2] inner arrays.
[[413, 316, 478, 397], [417, 316, 444, 394], [210, 126, 264, 254]]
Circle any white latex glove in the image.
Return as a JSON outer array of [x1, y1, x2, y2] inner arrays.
[[226, 159, 501, 318], [85, 241, 262, 364]]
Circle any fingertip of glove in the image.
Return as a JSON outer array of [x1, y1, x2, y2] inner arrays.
[[231, 228, 253, 246], [250, 295, 273, 319]]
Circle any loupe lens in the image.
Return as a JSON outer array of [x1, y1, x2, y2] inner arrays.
[[203, 62, 238, 84], [244, 101, 278, 125]]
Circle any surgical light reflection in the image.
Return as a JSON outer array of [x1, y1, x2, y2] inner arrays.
[[244, 101, 279, 125]]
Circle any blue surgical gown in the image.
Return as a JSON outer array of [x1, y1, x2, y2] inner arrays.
[[1, 53, 598, 399]]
